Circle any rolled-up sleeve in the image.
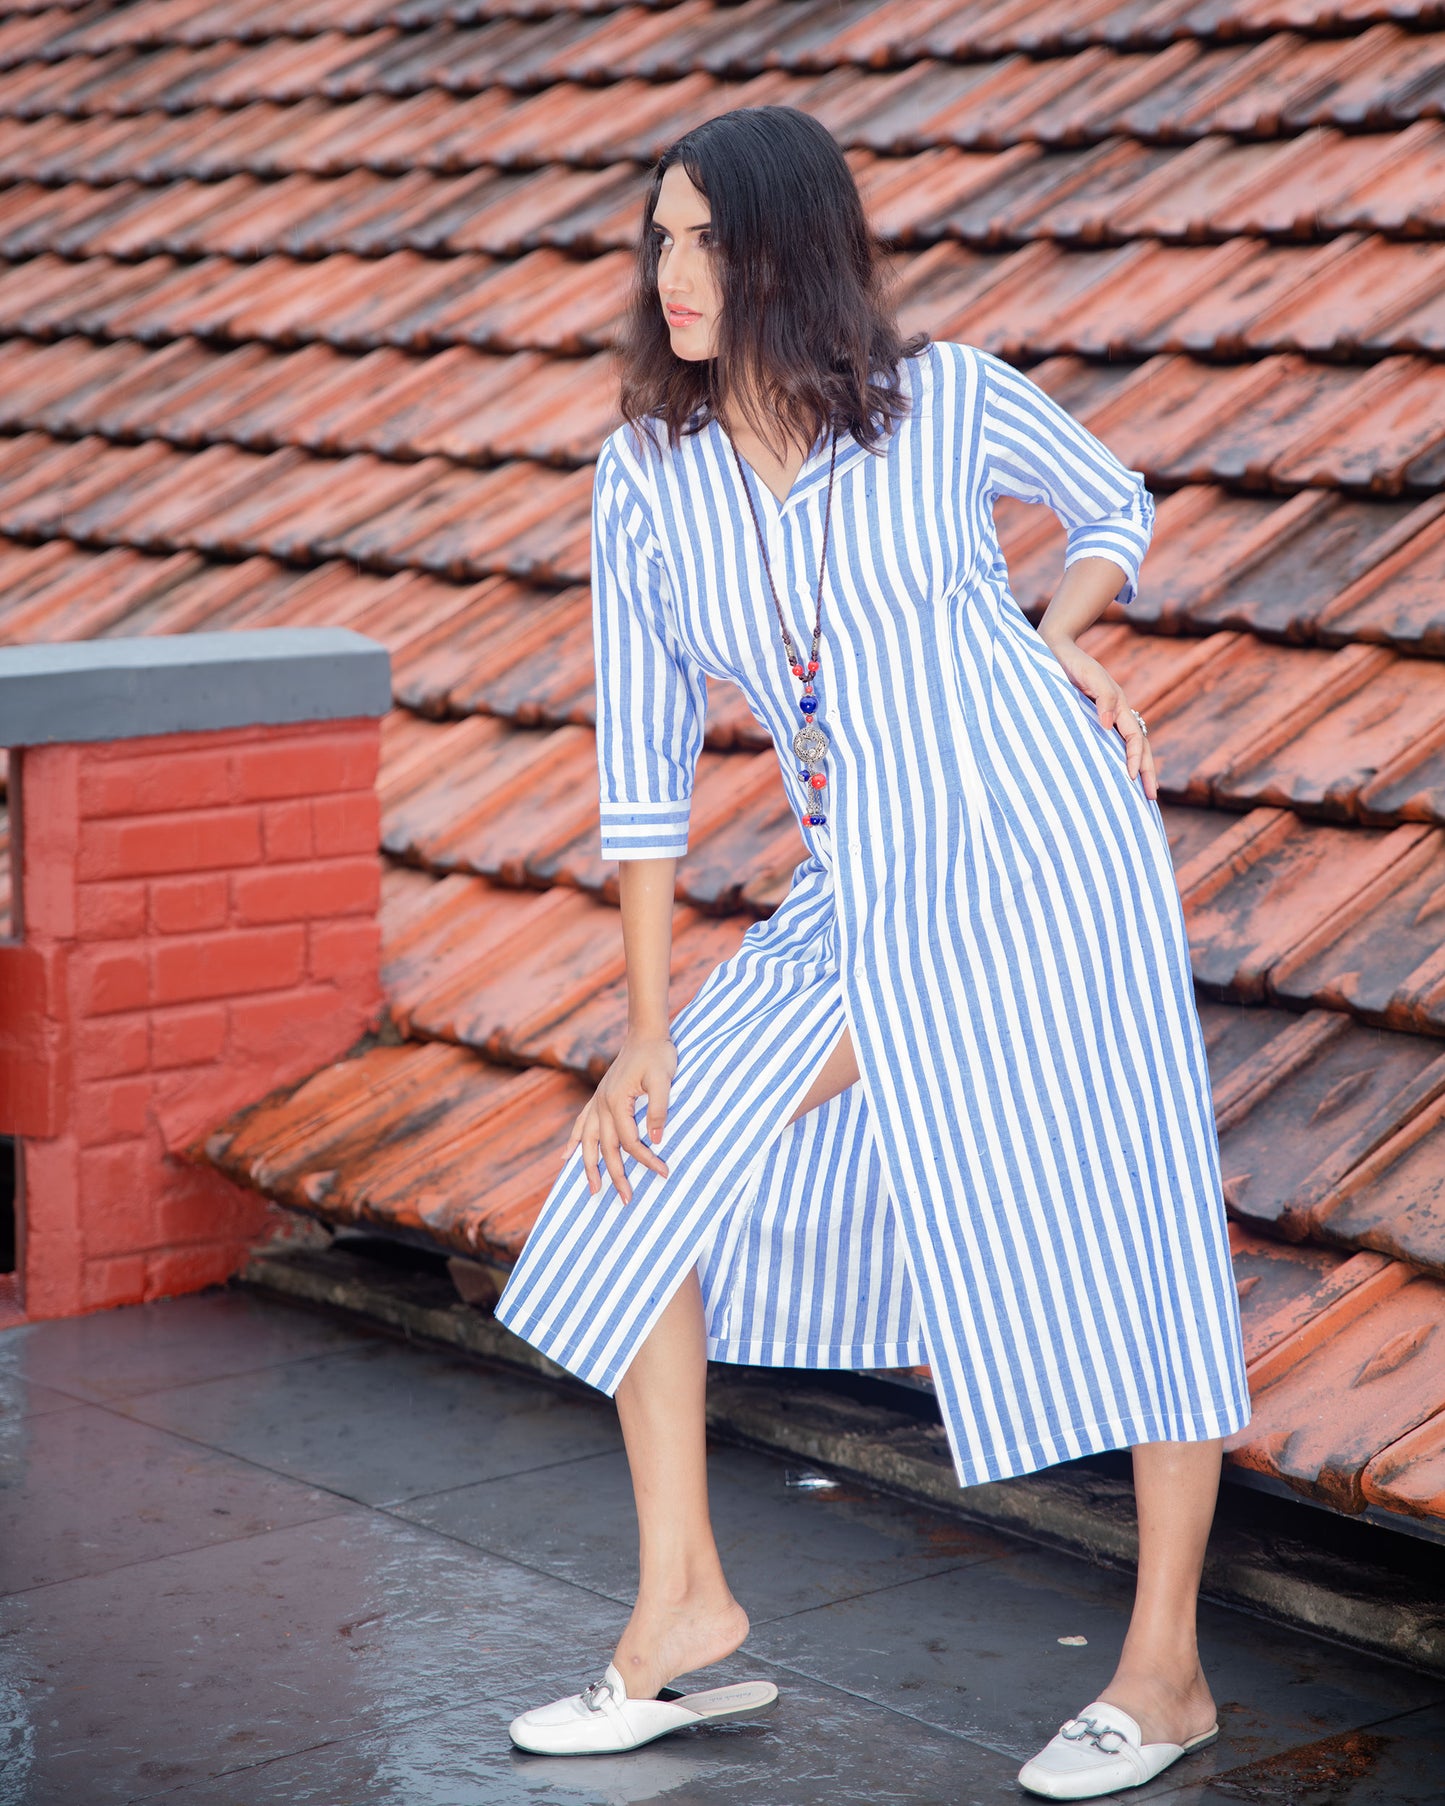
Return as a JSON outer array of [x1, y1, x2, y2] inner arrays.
[[592, 435, 707, 861], [976, 347, 1155, 607]]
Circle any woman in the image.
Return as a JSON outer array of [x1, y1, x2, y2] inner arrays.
[[496, 106, 1251, 1798]]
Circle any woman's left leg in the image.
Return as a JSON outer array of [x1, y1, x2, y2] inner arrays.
[[1097, 1437, 1223, 1744]]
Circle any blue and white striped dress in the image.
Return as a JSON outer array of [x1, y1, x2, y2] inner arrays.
[[495, 340, 1253, 1487]]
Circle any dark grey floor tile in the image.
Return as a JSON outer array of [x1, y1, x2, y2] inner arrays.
[[1153, 1697, 1445, 1804], [126, 1669, 1023, 1806], [116, 1340, 623, 1505], [396, 1442, 1006, 1624], [0, 1512, 624, 1805], [0, 1367, 84, 1419], [0, 1290, 365, 1403], [746, 1540, 1445, 1791], [0, 1402, 349, 1593]]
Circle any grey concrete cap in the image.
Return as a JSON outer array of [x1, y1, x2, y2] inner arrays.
[[0, 629, 391, 747]]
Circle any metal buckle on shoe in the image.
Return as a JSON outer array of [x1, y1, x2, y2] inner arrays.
[[580, 1678, 614, 1715], [1061, 1715, 1128, 1755]]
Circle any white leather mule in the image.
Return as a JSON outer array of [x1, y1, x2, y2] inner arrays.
[[1018, 1698, 1219, 1799], [508, 1662, 778, 1755]]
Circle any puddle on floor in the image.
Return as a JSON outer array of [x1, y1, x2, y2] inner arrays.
[[1209, 1728, 1390, 1802]]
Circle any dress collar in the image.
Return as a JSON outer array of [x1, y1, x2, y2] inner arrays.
[[711, 417, 867, 512]]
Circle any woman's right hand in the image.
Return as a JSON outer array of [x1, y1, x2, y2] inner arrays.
[[566, 1032, 677, 1202]]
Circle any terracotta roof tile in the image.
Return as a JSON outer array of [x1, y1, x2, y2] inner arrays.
[[406, 881, 622, 1054], [423, 723, 599, 880], [1270, 830, 1445, 1033], [380, 868, 507, 1018], [1319, 17, 1445, 126], [1229, 1261, 1445, 1510], [988, 493, 1065, 617], [1076, 619, 1242, 713], [379, 707, 499, 813], [1212, 1006, 1445, 1232], [1178, 807, 1429, 996], [1322, 117, 1445, 235], [208, 1035, 589, 1258], [1360, 1408, 1445, 1522], [1228, 1220, 1392, 1364], [0, 434, 173, 539], [1270, 357, 1445, 493], [1197, 995, 1301, 1102], [0, 541, 207, 641], [451, 589, 592, 722], [345, 1063, 587, 1259], [1114, 485, 1273, 633], [1357, 724, 1445, 826], [1141, 634, 1343, 802], [207, 1037, 471, 1189], [531, 908, 751, 1078], [390, 576, 578, 712], [677, 781, 810, 914], [1311, 1069, 1445, 1274], [1159, 801, 1244, 870], [1183, 491, 1429, 641], [1209, 644, 1445, 818]]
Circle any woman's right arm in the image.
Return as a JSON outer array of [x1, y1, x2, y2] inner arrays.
[[566, 855, 678, 1203]]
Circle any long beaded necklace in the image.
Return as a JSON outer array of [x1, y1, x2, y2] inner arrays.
[[729, 429, 839, 830]]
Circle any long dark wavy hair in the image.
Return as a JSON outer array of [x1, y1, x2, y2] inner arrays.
[[618, 106, 927, 456]]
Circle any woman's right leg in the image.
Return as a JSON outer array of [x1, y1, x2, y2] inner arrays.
[[609, 1030, 862, 1700], [609, 1266, 749, 1700]]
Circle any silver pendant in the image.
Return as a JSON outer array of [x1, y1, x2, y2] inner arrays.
[[792, 720, 829, 763]]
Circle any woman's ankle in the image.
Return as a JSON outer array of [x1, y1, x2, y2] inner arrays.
[[612, 1592, 750, 1698]]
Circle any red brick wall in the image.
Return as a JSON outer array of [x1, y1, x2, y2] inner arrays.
[[0, 716, 383, 1318]]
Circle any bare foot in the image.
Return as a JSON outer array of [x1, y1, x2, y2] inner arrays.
[[1097, 1659, 1217, 1749], [611, 1590, 750, 1701]]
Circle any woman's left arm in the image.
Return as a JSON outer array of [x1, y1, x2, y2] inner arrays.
[[970, 344, 1158, 801], [1038, 556, 1158, 801]]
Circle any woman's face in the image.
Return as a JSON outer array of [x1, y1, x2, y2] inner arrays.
[[652, 163, 720, 362]]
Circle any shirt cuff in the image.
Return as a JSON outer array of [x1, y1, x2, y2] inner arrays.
[[1063, 526, 1148, 609], [599, 799, 691, 860]]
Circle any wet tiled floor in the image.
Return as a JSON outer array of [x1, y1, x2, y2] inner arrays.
[[1, 1288, 1442, 1806]]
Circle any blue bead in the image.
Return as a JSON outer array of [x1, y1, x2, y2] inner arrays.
[[799, 696, 818, 714], [808, 812, 827, 827]]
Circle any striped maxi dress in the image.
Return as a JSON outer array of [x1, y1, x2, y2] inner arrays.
[[495, 339, 1253, 1488]]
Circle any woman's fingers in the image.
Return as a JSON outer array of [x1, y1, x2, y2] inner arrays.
[[579, 1109, 601, 1195], [616, 1105, 669, 1181], [1138, 730, 1159, 801], [1049, 637, 1159, 798], [1118, 707, 1145, 781], [598, 1109, 631, 1203], [1093, 676, 1123, 733], [646, 1069, 672, 1148]]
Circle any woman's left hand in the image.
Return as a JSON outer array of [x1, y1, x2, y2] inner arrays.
[[1041, 630, 1158, 802]]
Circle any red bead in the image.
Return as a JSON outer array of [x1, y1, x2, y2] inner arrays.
[[803, 684, 814, 695], [790, 663, 805, 678], [807, 661, 819, 675], [810, 773, 827, 789]]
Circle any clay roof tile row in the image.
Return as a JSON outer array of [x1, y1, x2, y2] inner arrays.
[[4, 21, 1445, 141], [20, 0, 1445, 65]]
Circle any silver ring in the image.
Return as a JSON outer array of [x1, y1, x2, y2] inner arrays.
[[1130, 708, 1148, 737]]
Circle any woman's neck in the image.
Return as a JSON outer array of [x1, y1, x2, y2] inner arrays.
[[721, 391, 815, 505]]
